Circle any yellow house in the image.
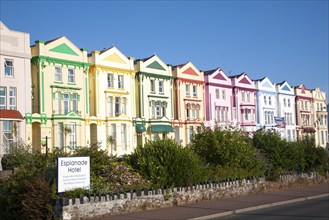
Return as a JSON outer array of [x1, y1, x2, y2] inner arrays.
[[27, 36, 90, 152], [88, 47, 136, 155]]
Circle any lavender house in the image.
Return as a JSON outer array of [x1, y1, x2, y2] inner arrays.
[[204, 68, 232, 129]]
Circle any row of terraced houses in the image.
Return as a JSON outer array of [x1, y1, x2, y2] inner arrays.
[[0, 22, 328, 160]]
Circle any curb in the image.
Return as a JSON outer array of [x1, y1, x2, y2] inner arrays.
[[188, 193, 329, 220]]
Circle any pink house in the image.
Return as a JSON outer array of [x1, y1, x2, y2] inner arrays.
[[230, 73, 257, 133], [204, 68, 232, 129]]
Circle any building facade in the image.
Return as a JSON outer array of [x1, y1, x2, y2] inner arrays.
[[88, 47, 136, 155], [134, 55, 174, 146], [204, 68, 232, 129], [255, 77, 278, 131], [230, 73, 257, 134], [172, 62, 205, 146], [27, 37, 90, 152], [0, 22, 31, 170], [311, 87, 328, 147], [275, 81, 296, 141], [294, 84, 315, 140]]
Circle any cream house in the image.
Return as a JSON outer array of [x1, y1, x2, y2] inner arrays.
[[0, 22, 31, 169], [88, 47, 136, 155], [311, 87, 327, 147]]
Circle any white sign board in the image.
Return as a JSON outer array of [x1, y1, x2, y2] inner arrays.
[[57, 156, 90, 193]]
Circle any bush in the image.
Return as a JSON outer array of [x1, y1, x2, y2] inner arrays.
[[190, 127, 264, 179], [126, 139, 206, 188]]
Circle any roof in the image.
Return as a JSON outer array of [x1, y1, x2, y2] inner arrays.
[[134, 54, 156, 63], [0, 110, 24, 120], [204, 68, 221, 76], [229, 72, 245, 78]]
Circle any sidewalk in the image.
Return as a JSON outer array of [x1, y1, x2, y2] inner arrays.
[[89, 183, 329, 220]]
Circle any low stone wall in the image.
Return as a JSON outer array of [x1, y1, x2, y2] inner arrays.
[[55, 172, 326, 220]]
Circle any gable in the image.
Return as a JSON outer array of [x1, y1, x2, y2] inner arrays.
[[104, 53, 127, 64], [183, 67, 199, 76], [49, 43, 79, 56], [239, 76, 251, 85], [282, 85, 291, 92], [213, 72, 226, 81], [146, 61, 166, 71], [262, 81, 273, 89]]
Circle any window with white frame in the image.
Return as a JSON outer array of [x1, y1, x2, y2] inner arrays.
[[232, 108, 237, 120], [186, 84, 190, 96], [118, 75, 124, 89], [107, 96, 113, 116], [264, 95, 267, 105], [222, 90, 226, 100], [3, 121, 14, 152], [4, 59, 14, 77], [150, 79, 155, 93], [0, 87, 6, 109], [58, 122, 64, 149], [283, 98, 286, 107], [215, 106, 220, 121], [156, 101, 161, 118], [321, 131, 324, 145], [189, 126, 193, 142], [244, 109, 248, 120], [196, 104, 200, 119], [55, 66, 62, 82], [122, 97, 127, 115], [317, 103, 320, 111], [121, 124, 127, 151], [54, 92, 61, 114], [68, 68, 75, 83], [320, 115, 324, 125], [268, 96, 272, 105], [247, 92, 250, 102], [72, 93, 78, 113], [159, 81, 164, 94], [69, 123, 76, 149], [115, 97, 120, 116], [9, 87, 16, 110], [63, 93, 70, 114], [108, 73, 114, 88], [193, 85, 197, 97], [162, 101, 167, 117], [305, 101, 308, 110], [242, 92, 245, 102], [150, 100, 155, 118], [287, 99, 291, 107], [215, 89, 219, 99], [287, 130, 291, 141], [186, 103, 191, 119], [191, 104, 195, 119], [111, 124, 117, 151]]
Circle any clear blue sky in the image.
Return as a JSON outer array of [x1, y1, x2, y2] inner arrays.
[[1, 0, 328, 99]]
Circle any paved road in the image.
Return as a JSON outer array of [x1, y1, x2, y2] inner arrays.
[[212, 195, 329, 220], [89, 183, 329, 220]]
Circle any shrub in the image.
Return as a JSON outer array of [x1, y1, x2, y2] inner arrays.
[[20, 176, 53, 220], [126, 139, 206, 188], [190, 127, 264, 179]]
